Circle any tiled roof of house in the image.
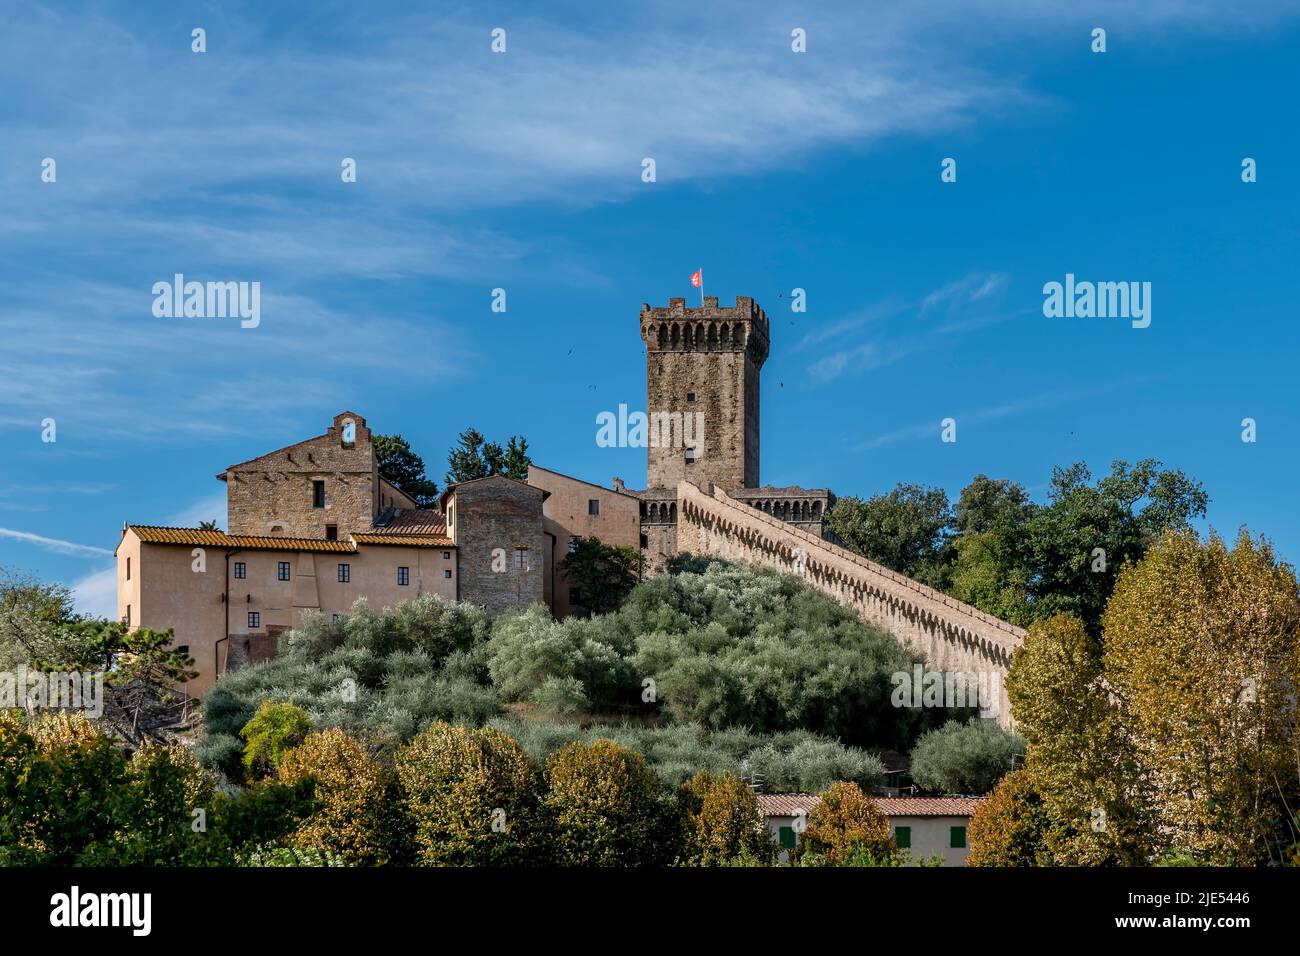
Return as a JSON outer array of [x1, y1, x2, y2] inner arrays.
[[127, 525, 454, 551], [352, 533, 454, 547], [756, 794, 821, 816], [127, 526, 355, 552], [370, 509, 447, 535], [873, 797, 985, 817], [756, 794, 985, 818]]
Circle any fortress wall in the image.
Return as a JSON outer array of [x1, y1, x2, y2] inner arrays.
[[676, 481, 1024, 728]]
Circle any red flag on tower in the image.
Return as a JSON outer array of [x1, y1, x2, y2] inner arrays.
[[690, 269, 702, 288]]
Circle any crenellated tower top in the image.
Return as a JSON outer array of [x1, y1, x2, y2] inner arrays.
[[639, 295, 769, 366]]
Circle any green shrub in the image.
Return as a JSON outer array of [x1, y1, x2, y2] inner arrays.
[[278, 729, 402, 866], [909, 718, 1024, 795], [529, 676, 589, 717], [492, 718, 884, 792], [241, 700, 313, 778], [203, 685, 257, 737], [679, 770, 769, 865], [196, 732, 245, 780], [800, 781, 897, 866], [0, 710, 308, 865], [395, 722, 548, 866], [544, 739, 681, 866]]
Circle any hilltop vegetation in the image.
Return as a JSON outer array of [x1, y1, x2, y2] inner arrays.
[[197, 559, 952, 787]]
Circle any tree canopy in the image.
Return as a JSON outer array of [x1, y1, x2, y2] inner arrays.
[[373, 433, 440, 507], [827, 459, 1209, 634], [444, 428, 531, 486]]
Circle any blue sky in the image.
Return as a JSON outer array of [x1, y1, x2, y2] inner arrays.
[[2, 1, 1298, 617]]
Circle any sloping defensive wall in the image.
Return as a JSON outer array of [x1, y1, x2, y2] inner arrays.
[[675, 481, 1026, 728]]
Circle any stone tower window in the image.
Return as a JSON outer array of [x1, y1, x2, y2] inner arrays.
[[686, 392, 696, 402], [313, 480, 326, 508], [325, 524, 338, 541], [588, 499, 600, 516], [514, 547, 529, 571]]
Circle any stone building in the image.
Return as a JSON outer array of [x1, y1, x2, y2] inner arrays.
[[116, 293, 1023, 708], [756, 794, 984, 866], [628, 296, 835, 568], [116, 416, 638, 695]]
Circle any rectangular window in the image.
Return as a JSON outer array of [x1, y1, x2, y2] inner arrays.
[[325, 524, 338, 541], [313, 480, 326, 508], [443, 569, 452, 579], [233, 562, 246, 579], [177, 645, 189, 656], [639, 533, 648, 549], [686, 392, 696, 403], [125, 604, 131, 626], [397, 566, 410, 586], [442, 551, 451, 560], [277, 561, 290, 581], [779, 826, 797, 849], [514, 547, 529, 571], [895, 826, 911, 849], [950, 825, 967, 849], [248, 612, 260, 629], [337, 563, 350, 583], [588, 499, 600, 516], [126, 557, 131, 581], [331, 614, 341, 625], [685, 450, 697, 465]]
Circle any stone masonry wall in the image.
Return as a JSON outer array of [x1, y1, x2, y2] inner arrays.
[[451, 477, 545, 617], [227, 411, 378, 538], [640, 296, 769, 491], [675, 481, 1025, 728]]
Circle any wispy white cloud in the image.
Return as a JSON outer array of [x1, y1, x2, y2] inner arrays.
[[854, 376, 1160, 451], [921, 272, 1010, 313], [166, 493, 228, 530], [806, 272, 1015, 384], [67, 491, 228, 619], [70, 565, 116, 619], [0, 527, 114, 558]]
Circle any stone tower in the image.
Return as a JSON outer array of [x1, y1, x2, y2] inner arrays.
[[640, 295, 769, 491]]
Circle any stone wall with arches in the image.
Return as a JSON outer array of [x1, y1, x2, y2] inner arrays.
[[676, 481, 1024, 727]]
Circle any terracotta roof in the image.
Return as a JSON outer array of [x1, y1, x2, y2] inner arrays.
[[755, 794, 984, 818], [352, 533, 454, 547], [127, 526, 355, 552], [128, 524, 455, 552], [756, 794, 821, 816], [873, 797, 984, 817], [369, 509, 447, 535]]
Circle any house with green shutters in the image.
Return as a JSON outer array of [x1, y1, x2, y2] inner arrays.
[[756, 794, 984, 866]]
